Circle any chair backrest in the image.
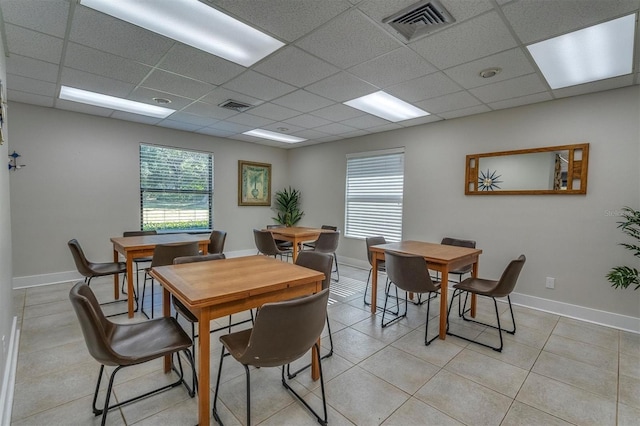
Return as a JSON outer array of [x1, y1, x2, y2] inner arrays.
[[385, 250, 439, 293], [208, 230, 227, 254], [313, 230, 340, 254], [150, 242, 200, 268], [253, 229, 282, 256], [295, 251, 333, 290], [235, 288, 330, 368], [491, 255, 526, 297], [123, 230, 157, 237], [321, 225, 337, 231], [174, 253, 226, 264], [365, 236, 386, 268], [69, 282, 119, 365], [441, 237, 476, 274], [68, 239, 94, 278]]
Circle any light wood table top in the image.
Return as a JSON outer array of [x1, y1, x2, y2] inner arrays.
[[264, 226, 333, 261], [151, 255, 325, 426], [110, 233, 210, 317], [369, 240, 482, 340]]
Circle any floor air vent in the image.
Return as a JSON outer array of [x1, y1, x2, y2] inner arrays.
[[218, 99, 253, 112], [383, 0, 455, 41]]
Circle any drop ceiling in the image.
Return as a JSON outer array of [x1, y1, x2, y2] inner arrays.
[[1, 0, 638, 148]]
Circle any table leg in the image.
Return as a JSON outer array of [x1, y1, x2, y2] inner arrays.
[[292, 238, 299, 262], [126, 254, 135, 318], [370, 253, 378, 313], [311, 337, 320, 381], [113, 249, 120, 301], [198, 309, 211, 426], [439, 268, 449, 339]]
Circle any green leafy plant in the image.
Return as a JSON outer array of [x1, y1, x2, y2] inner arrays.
[[272, 186, 304, 226], [607, 206, 640, 290]]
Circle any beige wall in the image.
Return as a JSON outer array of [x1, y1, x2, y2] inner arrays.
[[290, 86, 640, 321]]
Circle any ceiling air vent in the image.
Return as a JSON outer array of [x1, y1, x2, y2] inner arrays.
[[218, 99, 253, 112], [383, 0, 455, 42]]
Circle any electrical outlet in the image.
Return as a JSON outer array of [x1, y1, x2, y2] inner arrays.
[[545, 277, 555, 289]]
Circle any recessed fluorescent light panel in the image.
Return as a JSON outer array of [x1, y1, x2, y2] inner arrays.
[[59, 86, 175, 118], [79, 0, 284, 67], [527, 14, 636, 89], [243, 129, 307, 144], [344, 91, 430, 122]]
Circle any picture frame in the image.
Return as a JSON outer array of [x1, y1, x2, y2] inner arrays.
[[238, 160, 271, 206]]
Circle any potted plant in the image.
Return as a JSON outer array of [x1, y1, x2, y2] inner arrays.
[[607, 206, 640, 290], [272, 186, 304, 226]]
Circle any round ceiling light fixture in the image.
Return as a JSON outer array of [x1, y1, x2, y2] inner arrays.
[[479, 68, 502, 78], [276, 127, 289, 132], [152, 97, 171, 104]]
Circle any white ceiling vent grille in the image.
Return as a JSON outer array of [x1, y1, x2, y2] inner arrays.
[[383, 0, 455, 42], [218, 99, 253, 112]]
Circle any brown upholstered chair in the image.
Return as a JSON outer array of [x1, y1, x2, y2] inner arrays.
[[265, 224, 293, 255], [141, 241, 200, 319], [253, 228, 291, 260], [446, 254, 526, 352], [286, 251, 333, 379], [69, 282, 195, 426], [213, 289, 330, 426], [441, 237, 476, 282], [68, 239, 130, 315], [122, 230, 157, 295], [383, 250, 441, 345], [364, 236, 396, 310], [207, 229, 227, 254], [309, 230, 340, 281], [302, 225, 337, 250]]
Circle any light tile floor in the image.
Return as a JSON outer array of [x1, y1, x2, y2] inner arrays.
[[10, 264, 640, 425]]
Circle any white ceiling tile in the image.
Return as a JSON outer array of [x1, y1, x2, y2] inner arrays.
[[271, 90, 334, 113], [262, 122, 305, 134], [182, 101, 238, 120], [110, 111, 162, 125], [196, 127, 236, 138], [386, 72, 462, 102], [444, 48, 536, 89], [64, 43, 152, 84], [60, 68, 135, 98], [297, 9, 402, 69], [552, 75, 637, 99], [369, 123, 403, 133], [438, 104, 492, 120], [225, 113, 275, 127], [157, 119, 202, 132], [222, 71, 297, 101], [397, 114, 442, 127], [248, 103, 301, 121], [6, 55, 59, 83], [310, 103, 366, 121], [415, 91, 481, 114], [165, 112, 218, 127], [340, 114, 390, 129], [283, 114, 333, 129], [5, 24, 63, 64], [349, 47, 437, 88], [253, 46, 340, 87], [158, 44, 245, 86], [7, 90, 54, 108], [313, 122, 359, 135], [210, 0, 351, 42], [207, 120, 253, 134], [70, 6, 174, 65], [6, 74, 57, 97], [488, 92, 553, 111], [410, 12, 518, 69], [290, 129, 331, 139], [469, 73, 548, 103], [55, 99, 114, 117], [1, 0, 69, 37], [141, 69, 215, 100], [306, 72, 377, 102], [502, 0, 640, 44]]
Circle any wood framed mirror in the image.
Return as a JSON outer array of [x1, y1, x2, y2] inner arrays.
[[465, 143, 589, 195]]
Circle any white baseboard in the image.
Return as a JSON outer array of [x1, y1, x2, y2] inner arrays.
[[13, 270, 82, 289], [0, 316, 19, 426]]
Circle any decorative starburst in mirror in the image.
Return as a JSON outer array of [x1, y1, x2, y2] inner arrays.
[[478, 169, 502, 191]]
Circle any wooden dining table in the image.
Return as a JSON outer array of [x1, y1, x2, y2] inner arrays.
[[264, 226, 333, 262], [150, 255, 325, 426], [110, 233, 210, 318], [369, 241, 483, 340]]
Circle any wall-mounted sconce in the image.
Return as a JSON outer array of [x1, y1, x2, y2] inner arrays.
[[8, 151, 26, 171]]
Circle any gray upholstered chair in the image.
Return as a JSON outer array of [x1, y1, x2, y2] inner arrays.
[[310, 230, 340, 281], [383, 250, 441, 345], [254, 228, 291, 260], [363, 236, 396, 311], [213, 289, 330, 426], [266, 224, 293, 255], [208, 229, 227, 254], [447, 255, 526, 352], [441, 237, 476, 282], [69, 282, 195, 426], [141, 241, 200, 318], [303, 225, 337, 250]]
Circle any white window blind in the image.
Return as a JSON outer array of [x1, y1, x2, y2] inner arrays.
[[139, 144, 213, 231], [345, 149, 404, 241]]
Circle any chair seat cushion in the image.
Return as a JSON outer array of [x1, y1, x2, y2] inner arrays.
[[110, 317, 192, 365], [88, 261, 126, 277], [453, 277, 498, 296], [172, 297, 198, 323]]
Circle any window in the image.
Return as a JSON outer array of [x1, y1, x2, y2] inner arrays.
[[345, 148, 404, 241], [139, 144, 213, 231]]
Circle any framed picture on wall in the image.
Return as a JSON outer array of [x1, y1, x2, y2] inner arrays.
[[238, 160, 272, 206]]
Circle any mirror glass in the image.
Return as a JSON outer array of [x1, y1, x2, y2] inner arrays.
[[466, 144, 589, 195]]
